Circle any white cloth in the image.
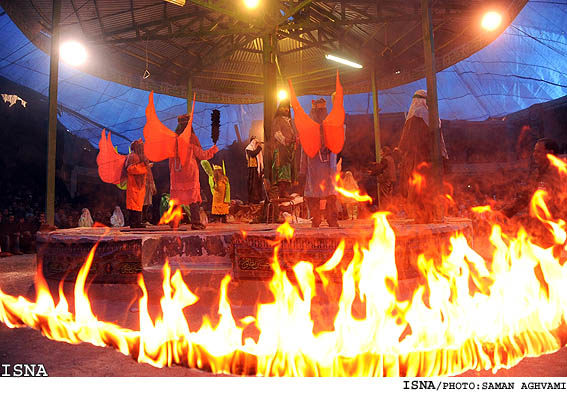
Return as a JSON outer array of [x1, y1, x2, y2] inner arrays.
[[245, 138, 264, 175], [1, 94, 27, 108], [406, 90, 448, 159], [110, 206, 125, 227], [78, 208, 94, 227]]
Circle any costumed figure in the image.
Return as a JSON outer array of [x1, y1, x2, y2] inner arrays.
[[78, 208, 94, 227], [271, 99, 296, 197], [96, 132, 150, 228], [370, 145, 398, 206], [125, 139, 150, 228], [143, 92, 218, 230], [338, 171, 359, 220], [397, 90, 448, 223], [289, 71, 345, 228], [110, 206, 125, 227], [246, 136, 264, 203], [201, 160, 231, 223], [141, 143, 157, 224]]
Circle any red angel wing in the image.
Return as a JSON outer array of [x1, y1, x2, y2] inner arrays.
[[322, 71, 345, 154], [97, 129, 126, 184], [177, 92, 196, 166], [143, 91, 177, 162], [288, 79, 321, 158]]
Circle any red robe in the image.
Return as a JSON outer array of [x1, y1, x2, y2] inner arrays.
[[142, 91, 218, 206], [398, 116, 435, 222], [126, 153, 148, 212], [169, 141, 218, 205]]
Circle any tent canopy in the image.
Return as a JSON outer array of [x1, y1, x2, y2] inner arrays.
[[0, 0, 526, 101], [0, 0, 566, 153]]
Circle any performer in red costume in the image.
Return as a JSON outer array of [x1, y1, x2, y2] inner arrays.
[[289, 71, 345, 227], [96, 134, 150, 228], [143, 92, 218, 230]]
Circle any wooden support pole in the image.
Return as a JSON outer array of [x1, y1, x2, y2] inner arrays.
[[234, 124, 242, 144], [186, 77, 193, 114], [46, 0, 61, 227], [421, 0, 444, 221], [263, 32, 277, 182], [370, 66, 381, 208]]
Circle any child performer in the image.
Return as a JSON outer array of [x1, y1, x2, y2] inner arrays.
[[211, 164, 230, 223]]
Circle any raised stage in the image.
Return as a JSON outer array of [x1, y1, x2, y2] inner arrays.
[[36, 218, 473, 285]]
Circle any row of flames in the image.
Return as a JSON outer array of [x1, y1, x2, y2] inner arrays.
[[1, 156, 567, 376]]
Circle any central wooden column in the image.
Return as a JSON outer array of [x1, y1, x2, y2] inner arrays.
[[263, 32, 277, 182], [46, 0, 61, 227], [421, 0, 444, 220], [370, 65, 382, 208]]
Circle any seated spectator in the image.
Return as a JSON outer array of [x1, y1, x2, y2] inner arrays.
[[110, 206, 125, 227], [1, 214, 22, 255], [54, 208, 68, 229], [18, 216, 34, 253], [78, 208, 94, 227], [501, 138, 561, 218]]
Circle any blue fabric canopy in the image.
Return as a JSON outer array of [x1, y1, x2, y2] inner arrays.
[[0, 0, 566, 153]]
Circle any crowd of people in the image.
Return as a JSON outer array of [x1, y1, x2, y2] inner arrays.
[[0, 178, 130, 256], [0, 181, 44, 256]]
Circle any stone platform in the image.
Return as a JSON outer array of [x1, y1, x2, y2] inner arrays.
[[36, 218, 473, 286]]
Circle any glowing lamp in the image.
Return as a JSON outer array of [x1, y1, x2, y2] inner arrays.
[[481, 11, 502, 31], [325, 54, 363, 69], [277, 90, 288, 101], [60, 41, 87, 66], [164, 0, 186, 6], [243, 0, 260, 9]]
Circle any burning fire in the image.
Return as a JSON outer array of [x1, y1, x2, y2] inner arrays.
[[159, 199, 183, 227], [409, 171, 425, 194], [334, 172, 373, 203], [276, 220, 295, 240], [471, 205, 493, 214], [2, 167, 567, 376], [548, 154, 567, 175], [334, 186, 373, 203]]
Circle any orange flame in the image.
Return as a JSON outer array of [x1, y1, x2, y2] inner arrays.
[[276, 220, 295, 241], [2, 195, 567, 376], [530, 190, 567, 244], [159, 199, 183, 226], [409, 171, 425, 194], [548, 154, 567, 175], [471, 205, 493, 214], [334, 186, 373, 203], [334, 172, 372, 203]]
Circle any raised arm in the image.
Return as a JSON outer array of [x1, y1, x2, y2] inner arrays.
[[127, 162, 148, 175], [194, 144, 219, 161], [126, 154, 147, 175]]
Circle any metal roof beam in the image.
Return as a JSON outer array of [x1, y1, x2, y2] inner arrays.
[[192, 34, 259, 73], [101, 11, 206, 38], [276, 0, 313, 24], [186, 0, 260, 26], [95, 25, 261, 45], [278, 14, 417, 34]]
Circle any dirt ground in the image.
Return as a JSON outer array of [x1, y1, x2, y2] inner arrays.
[[0, 254, 566, 377]]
